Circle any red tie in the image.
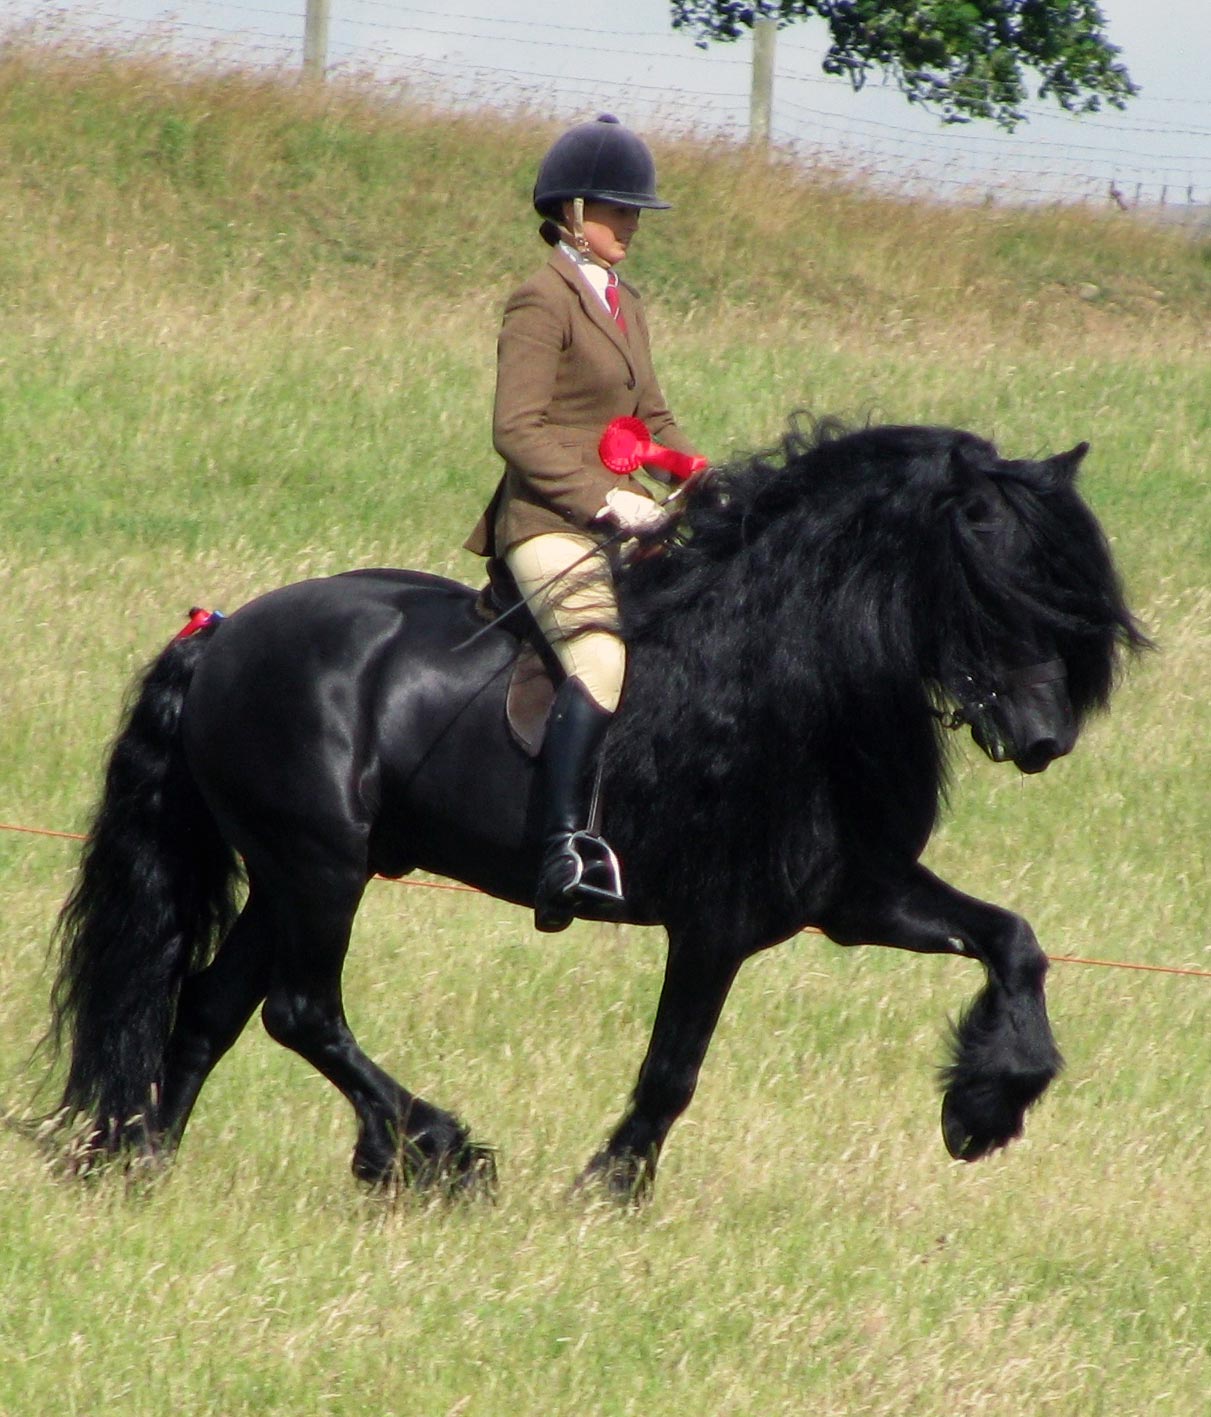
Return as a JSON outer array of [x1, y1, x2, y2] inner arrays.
[[605, 271, 627, 333]]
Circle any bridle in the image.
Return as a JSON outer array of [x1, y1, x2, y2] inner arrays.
[[932, 658, 1067, 734]]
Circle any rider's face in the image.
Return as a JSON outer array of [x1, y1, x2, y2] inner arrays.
[[568, 201, 641, 265]]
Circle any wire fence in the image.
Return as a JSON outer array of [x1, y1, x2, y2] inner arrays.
[[10, 0, 1211, 217]]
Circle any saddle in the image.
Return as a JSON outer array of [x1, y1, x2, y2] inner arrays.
[[474, 559, 559, 758], [474, 561, 624, 914]]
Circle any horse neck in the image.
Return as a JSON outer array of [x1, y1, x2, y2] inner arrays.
[[621, 517, 945, 798], [611, 536, 946, 927]]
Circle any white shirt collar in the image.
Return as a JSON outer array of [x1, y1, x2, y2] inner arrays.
[[558, 240, 614, 311]]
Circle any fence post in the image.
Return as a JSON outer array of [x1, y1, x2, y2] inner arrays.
[[303, 0, 330, 81], [750, 13, 776, 145]]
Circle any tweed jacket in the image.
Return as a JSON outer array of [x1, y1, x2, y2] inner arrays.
[[465, 247, 699, 557]]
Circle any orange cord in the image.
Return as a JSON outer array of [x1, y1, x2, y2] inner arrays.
[[5, 820, 1207, 979]]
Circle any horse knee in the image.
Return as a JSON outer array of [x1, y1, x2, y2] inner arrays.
[[982, 912, 1049, 995], [262, 988, 331, 1051]]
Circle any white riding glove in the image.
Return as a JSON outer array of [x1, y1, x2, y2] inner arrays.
[[595, 487, 666, 536]]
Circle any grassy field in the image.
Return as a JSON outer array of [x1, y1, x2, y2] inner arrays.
[[1, 37, 1209, 1417]]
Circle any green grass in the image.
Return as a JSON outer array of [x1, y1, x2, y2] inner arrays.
[[1, 34, 1209, 1417]]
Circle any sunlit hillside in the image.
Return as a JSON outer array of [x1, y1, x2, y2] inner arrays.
[[3, 32, 1210, 346]]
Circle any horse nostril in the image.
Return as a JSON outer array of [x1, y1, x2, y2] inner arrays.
[[1017, 739, 1062, 774]]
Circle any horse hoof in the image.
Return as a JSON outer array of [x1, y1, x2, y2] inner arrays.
[[941, 1094, 982, 1161], [446, 1142, 499, 1203], [24, 1110, 172, 1184], [354, 1137, 498, 1203], [941, 1092, 1012, 1162], [573, 1150, 655, 1207]]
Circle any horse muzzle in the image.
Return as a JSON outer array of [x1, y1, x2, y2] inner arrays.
[[965, 659, 1075, 775], [1011, 733, 1071, 775], [971, 713, 1072, 774]]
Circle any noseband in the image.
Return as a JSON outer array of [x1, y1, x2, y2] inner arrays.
[[933, 658, 1066, 734]]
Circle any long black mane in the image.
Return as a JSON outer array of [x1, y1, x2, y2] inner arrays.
[[606, 420, 1145, 931]]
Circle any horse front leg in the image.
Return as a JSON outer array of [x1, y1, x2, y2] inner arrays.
[[579, 932, 744, 1203], [819, 864, 1063, 1161]]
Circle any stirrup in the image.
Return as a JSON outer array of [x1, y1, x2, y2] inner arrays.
[[563, 830, 624, 906]]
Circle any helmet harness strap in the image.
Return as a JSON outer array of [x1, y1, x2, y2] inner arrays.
[[562, 196, 614, 269], [571, 196, 589, 255]]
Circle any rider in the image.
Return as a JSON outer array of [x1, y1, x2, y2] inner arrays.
[[465, 114, 704, 934]]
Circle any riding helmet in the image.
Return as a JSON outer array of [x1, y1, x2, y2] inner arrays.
[[533, 114, 671, 216]]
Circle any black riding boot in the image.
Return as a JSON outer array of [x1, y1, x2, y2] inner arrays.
[[533, 676, 626, 934]]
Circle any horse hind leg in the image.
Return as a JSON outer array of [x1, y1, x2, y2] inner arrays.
[[156, 890, 276, 1153], [257, 874, 494, 1197]]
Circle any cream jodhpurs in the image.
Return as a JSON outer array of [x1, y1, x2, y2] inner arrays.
[[505, 532, 626, 713]]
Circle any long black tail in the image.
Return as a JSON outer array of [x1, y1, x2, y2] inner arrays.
[[48, 623, 239, 1149]]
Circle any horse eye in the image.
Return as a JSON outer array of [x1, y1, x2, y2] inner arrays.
[[963, 494, 1000, 531]]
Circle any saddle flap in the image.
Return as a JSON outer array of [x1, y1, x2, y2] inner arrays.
[[506, 645, 556, 758]]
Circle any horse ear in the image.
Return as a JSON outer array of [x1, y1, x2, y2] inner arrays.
[[1050, 442, 1090, 481]]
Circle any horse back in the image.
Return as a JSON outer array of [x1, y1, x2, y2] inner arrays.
[[179, 569, 541, 898]]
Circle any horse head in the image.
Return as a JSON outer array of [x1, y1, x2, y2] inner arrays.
[[938, 436, 1138, 775]]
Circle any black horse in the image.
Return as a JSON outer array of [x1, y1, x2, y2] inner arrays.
[[47, 421, 1145, 1198]]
